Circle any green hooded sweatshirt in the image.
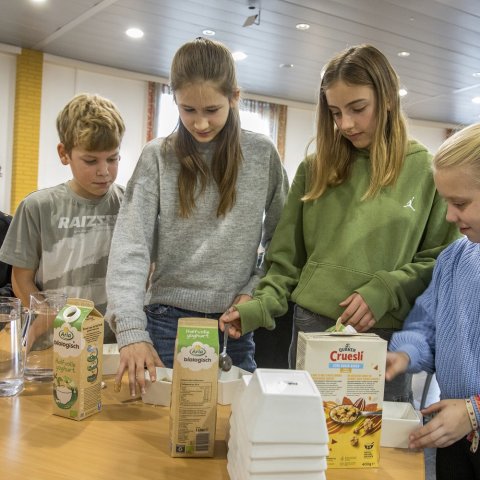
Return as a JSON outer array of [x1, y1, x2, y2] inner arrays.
[[237, 140, 460, 333]]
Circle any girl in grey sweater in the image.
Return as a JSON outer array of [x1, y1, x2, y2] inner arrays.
[[106, 38, 288, 396]]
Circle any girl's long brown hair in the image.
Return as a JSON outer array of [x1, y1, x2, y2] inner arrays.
[[304, 44, 408, 201], [165, 37, 242, 217]]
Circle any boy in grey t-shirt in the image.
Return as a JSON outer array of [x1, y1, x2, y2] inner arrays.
[[0, 93, 125, 343]]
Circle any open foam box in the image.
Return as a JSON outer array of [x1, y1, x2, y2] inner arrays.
[[380, 401, 422, 448], [141, 365, 251, 406], [218, 366, 252, 405], [102, 343, 120, 375]]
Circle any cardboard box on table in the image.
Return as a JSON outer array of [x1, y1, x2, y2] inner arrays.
[[296, 332, 387, 468], [169, 318, 219, 457]]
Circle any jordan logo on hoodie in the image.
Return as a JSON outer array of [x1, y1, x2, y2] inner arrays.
[[403, 196, 415, 211]]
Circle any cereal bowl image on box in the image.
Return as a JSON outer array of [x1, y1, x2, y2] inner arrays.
[[53, 376, 78, 409]]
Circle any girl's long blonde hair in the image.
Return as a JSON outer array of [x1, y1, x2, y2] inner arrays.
[[165, 37, 242, 218], [433, 123, 480, 185], [304, 44, 408, 201]]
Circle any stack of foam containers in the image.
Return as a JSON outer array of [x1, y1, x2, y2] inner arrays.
[[227, 368, 329, 480]]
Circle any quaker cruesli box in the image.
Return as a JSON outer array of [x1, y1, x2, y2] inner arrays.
[[296, 331, 387, 468]]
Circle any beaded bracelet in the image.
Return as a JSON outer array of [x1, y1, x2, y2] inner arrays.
[[465, 398, 479, 453], [474, 394, 480, 415]]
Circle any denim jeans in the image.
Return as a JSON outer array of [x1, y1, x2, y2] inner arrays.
[[290, 304, 413, 403], [145, 304, 256, 372]]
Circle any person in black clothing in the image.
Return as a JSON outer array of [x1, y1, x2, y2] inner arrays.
[[0, 211, 13, 296]]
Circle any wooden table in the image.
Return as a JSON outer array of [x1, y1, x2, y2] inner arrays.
[[0, 377, 425, 480]]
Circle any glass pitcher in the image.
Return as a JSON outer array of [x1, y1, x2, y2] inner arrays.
[[23, 291, 67, 382], [0, 297, 24, 396]]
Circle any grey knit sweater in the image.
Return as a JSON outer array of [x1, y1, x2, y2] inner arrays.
[[106, 130, 288, 348]]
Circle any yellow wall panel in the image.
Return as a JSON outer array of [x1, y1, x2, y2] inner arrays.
[[11, 48, 43, 212]]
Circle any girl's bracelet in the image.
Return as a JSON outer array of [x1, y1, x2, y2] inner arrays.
[[465, 398, 479, 453]]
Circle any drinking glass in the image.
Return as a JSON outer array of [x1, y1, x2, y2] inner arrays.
[[0, 297, 24, 396], [23, 291, 67, 382]]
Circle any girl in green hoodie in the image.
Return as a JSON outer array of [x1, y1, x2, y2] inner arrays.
[[220, 44, 459, 401]]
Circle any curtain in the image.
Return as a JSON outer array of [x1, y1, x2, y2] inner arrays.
[[240, 98, 287, 161]]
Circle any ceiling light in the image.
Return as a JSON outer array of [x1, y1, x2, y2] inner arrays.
[[397, 51, 410, 57], [473, 72, 480, 78], [399, 88, 408, 97], [296, 23, 310, 31], [279, 63, 294, 68], [30, 0, 47, 3], [126, 28, 144, 39], [202, 29, 215, 36], [472, 97, 480, 104], [232, 51, 247, 61]]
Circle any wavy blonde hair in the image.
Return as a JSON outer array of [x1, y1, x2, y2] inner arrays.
[[304, 44, 408, 201], [165, 37, 242, 218], [433, 123, 480, 185], [56, 93, 125, 154]]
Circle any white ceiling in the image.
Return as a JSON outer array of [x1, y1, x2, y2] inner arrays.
[[2, 0, 480, 125]]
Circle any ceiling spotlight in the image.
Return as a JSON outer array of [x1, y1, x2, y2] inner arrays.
[[126, 28, 144, 39], [397, 51, 410, 57], [473, 72, 480, 78], [399, 88, 408, 97], [296, 23, 310, 31], [232, 51, 248, 61], [472, 96, 480, 104], [202, 29, 216, 36]]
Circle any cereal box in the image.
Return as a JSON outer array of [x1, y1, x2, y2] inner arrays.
[[52, 298, 104, 420], [169, 318, 219, 457], [296, 332, 387, 468]]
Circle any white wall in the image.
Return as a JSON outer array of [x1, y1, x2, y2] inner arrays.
[[408, 119, 448, 153], [39, 60, 148, 190], [0, 50, 18, 213], [284, 106, 316, 182]]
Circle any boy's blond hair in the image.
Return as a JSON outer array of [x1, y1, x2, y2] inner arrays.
[[56, 93, 125, 153], [433, 123, 480, 185]]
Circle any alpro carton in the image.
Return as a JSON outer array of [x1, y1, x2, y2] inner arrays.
[[170, 318, 219, 457], [52, 298, 104, 420], [296, 332, 387, 468]]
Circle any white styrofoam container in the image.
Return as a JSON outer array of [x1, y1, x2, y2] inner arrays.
[[141, 367, 173, 406], [218, 366, 252, 405], [237, 369, 328, 444], [380, 401, 422, 448], [102, 343, 120, 375], [141, 366, 252, 406]]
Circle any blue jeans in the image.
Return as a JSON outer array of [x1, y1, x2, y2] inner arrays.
[[290, 305, 413, 403], [145, 304, 256, 372]]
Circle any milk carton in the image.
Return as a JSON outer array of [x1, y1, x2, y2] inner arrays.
[[169, 318, 219, 457], [296, 332, 387, 468], [52, 298, 104, 420]]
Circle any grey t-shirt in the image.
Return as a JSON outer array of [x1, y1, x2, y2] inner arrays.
[[0, 182, 124, 341]]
